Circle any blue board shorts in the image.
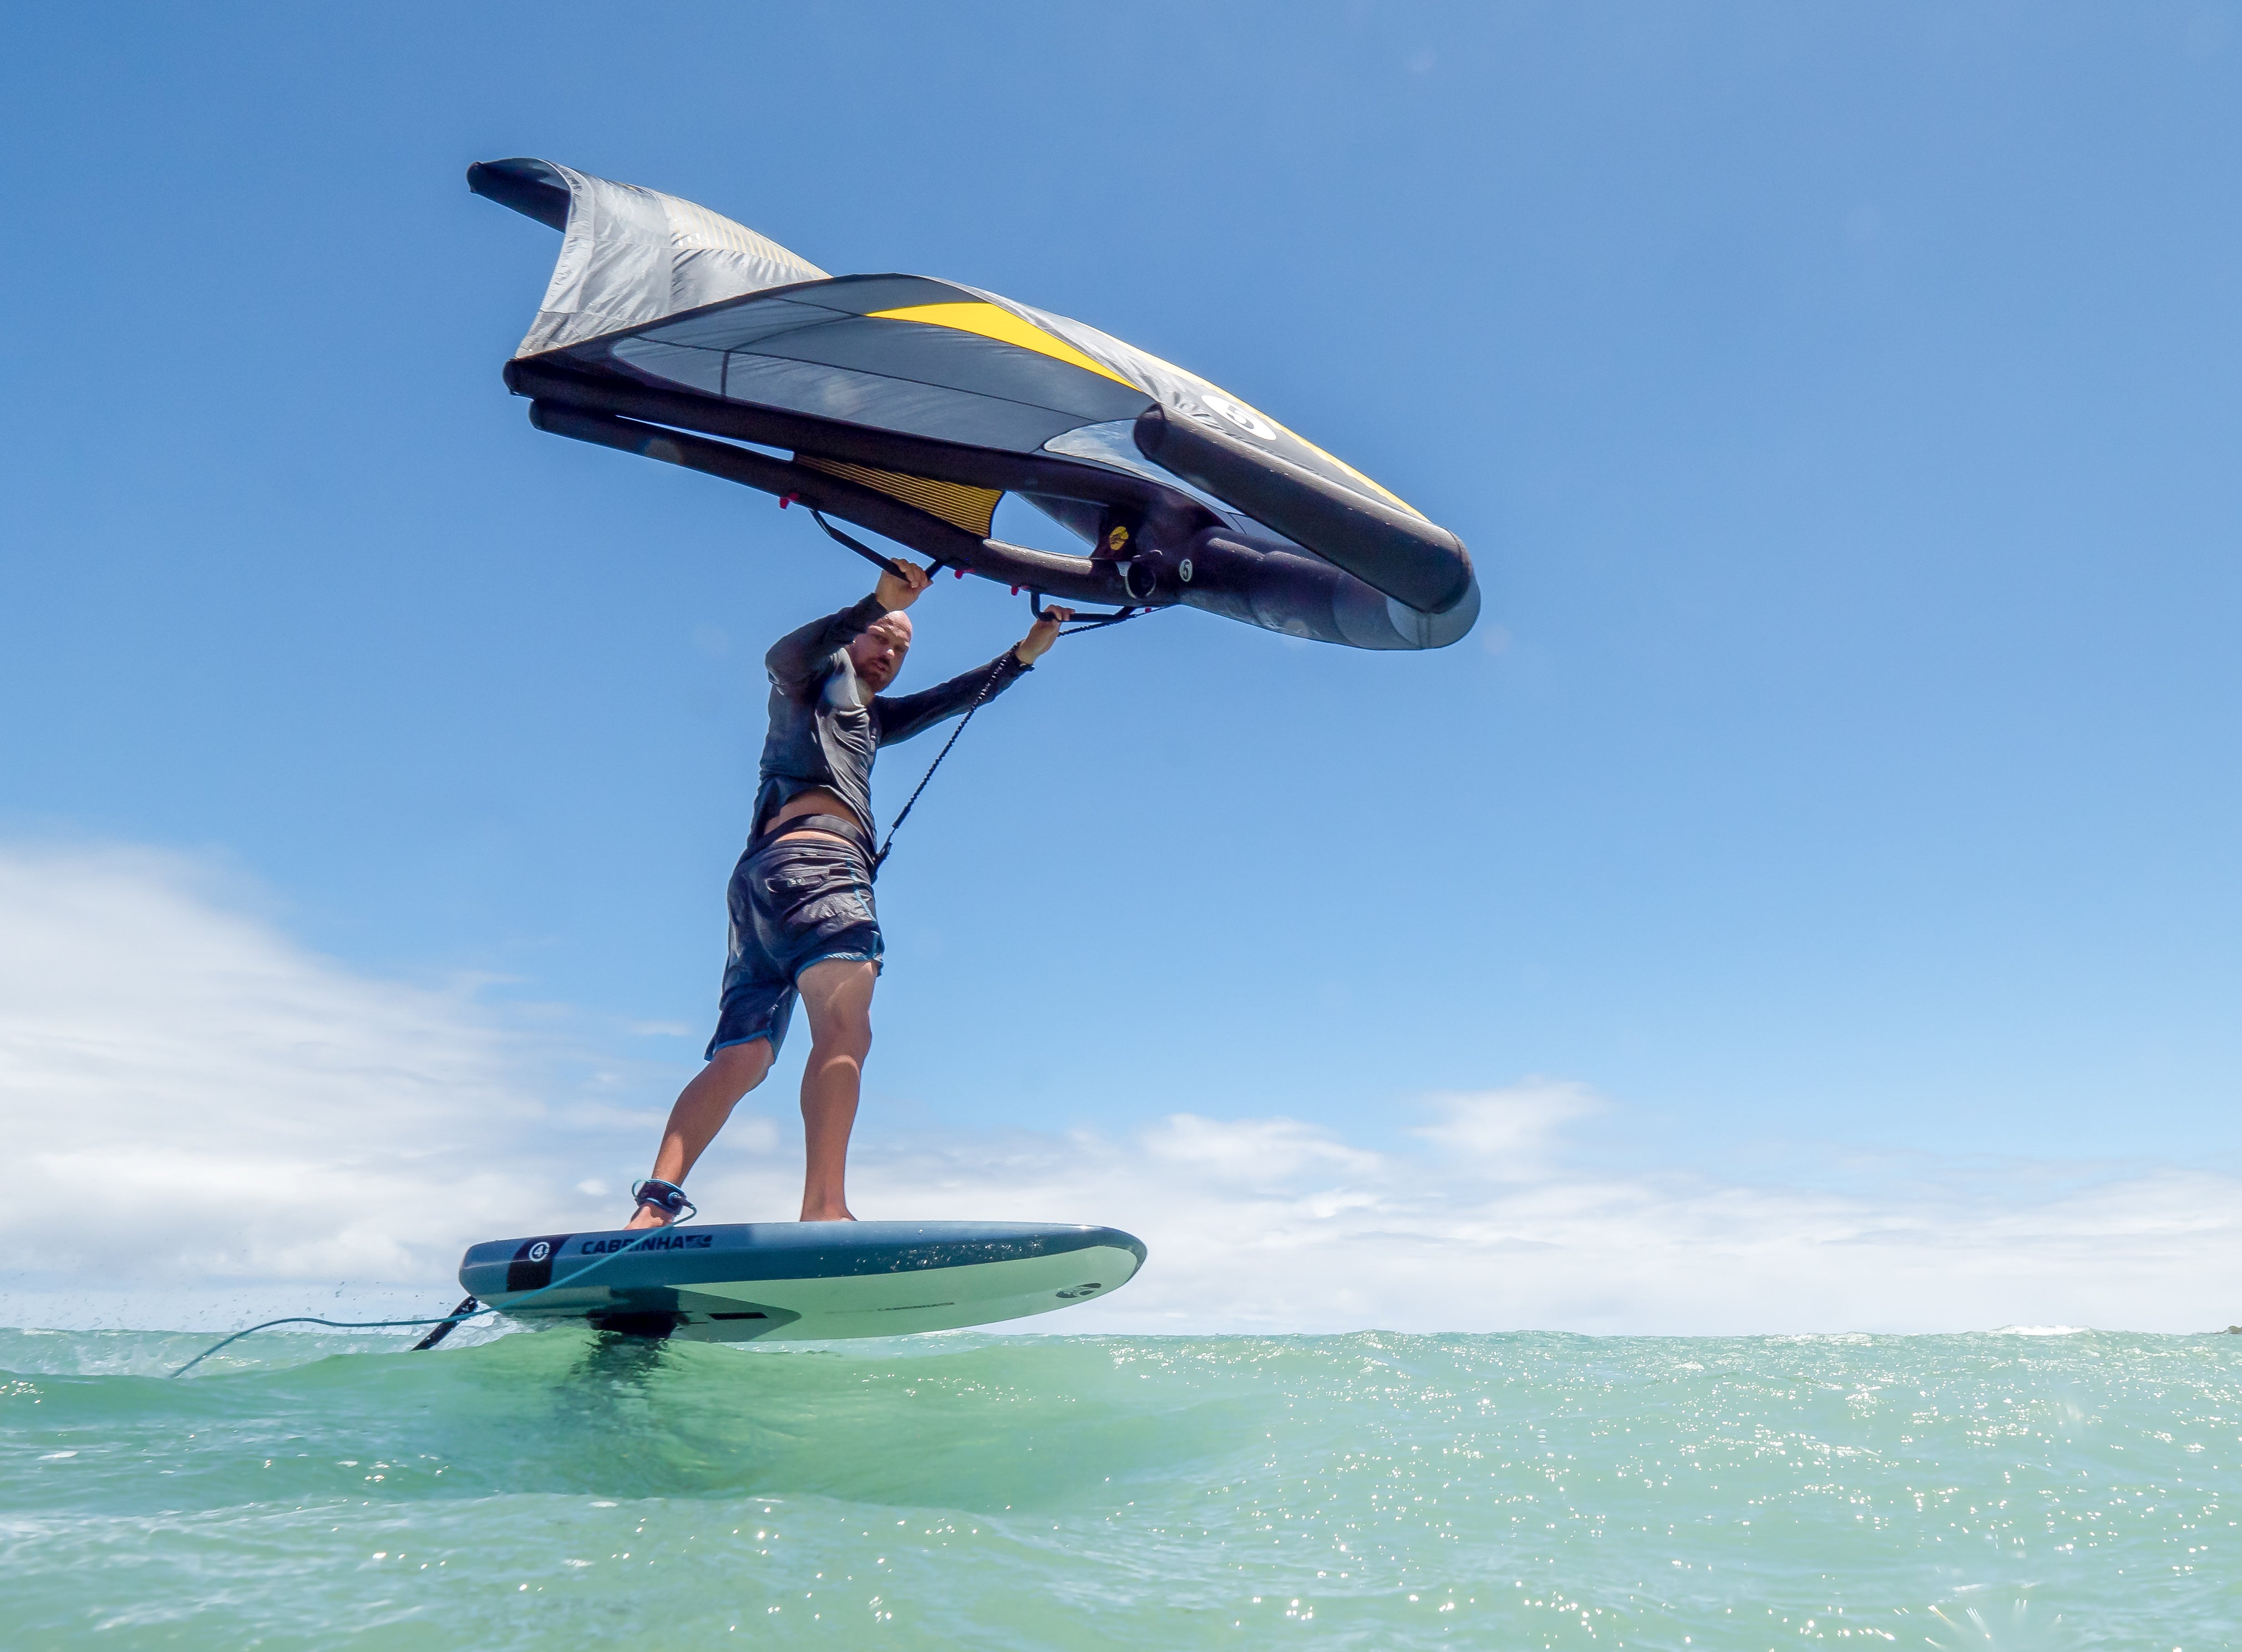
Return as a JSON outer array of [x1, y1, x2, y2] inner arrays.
[[707, 819, 884, 1060]]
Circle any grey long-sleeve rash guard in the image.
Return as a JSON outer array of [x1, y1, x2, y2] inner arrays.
[[750, 594, 1032, 846]]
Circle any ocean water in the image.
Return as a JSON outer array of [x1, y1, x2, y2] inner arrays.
[[1, 1326, 2234, 1649]]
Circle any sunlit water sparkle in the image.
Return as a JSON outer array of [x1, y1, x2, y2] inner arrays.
[[2, 1326, 2235, 1648]]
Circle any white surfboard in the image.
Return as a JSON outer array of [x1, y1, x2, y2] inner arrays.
[[457, 1220, 1145, 1342]]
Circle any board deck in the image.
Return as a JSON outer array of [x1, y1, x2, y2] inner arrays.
[[458, 1220, 1147, 1342]]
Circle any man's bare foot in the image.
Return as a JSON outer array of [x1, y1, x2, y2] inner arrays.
[[623, 1204, 673, 1230], [799, 1205, 856, 1222]]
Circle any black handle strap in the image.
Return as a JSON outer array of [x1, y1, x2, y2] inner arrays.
[[1029, 591, 1149, 633], [799, 501, 955, 580], [803, 505, 909, 577]]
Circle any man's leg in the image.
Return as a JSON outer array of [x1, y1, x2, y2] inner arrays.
[[794, 957, 878, 1221], [625, 1039, 776, 1229]]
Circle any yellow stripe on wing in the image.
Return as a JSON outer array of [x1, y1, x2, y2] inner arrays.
[[791, 455, 1001, 538], [868, 302, 1139, 388]]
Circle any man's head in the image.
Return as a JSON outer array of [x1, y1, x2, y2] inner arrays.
[[848, 611, 914, 692]]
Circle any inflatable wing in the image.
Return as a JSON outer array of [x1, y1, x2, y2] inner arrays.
[[471, 159, 1478, 649]]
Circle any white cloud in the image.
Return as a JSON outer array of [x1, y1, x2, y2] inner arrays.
[[1408, 1081, 1600, 1175], [0, 843, 626, 1296], [819, 1120, 2242, 1338], [2, 842, 2237, 1337]]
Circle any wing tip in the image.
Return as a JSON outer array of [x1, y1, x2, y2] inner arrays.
[[468, 156, 571, 231]]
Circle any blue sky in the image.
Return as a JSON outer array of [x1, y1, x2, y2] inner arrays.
[[4, 0, 2239, 1229]]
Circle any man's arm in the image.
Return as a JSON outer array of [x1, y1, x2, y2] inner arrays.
[[874, 652, 1028, 747], [873, 605, 1072, 747], [764, 594, 889, 687], [764, 564, 932, 685]]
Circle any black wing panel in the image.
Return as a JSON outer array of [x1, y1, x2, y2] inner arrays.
[[571, 278, 1149, 457]]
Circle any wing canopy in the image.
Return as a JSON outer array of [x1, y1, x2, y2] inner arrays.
[[468, 158, 828, 358], [474, 159, 1479, 647], [599, 275, 1156, 452]]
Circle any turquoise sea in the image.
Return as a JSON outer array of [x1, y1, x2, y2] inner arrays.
[[2, 1326, 2234, 1649]]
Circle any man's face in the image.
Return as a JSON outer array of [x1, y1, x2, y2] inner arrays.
[[848, 612, 913, 692]]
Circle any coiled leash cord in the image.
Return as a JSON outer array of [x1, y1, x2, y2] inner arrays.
[[873, 656, 1008, 876], [873, 592, 1153, 876], [168, 1182, 699, 1378], [783, 491, 1159, 873]]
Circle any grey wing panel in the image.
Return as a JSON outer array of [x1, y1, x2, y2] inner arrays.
[[591, 283, 1148, 455], [718, 354, 1091, 450], [742, 318, 1149, 423], [473, 158, 830, 358]]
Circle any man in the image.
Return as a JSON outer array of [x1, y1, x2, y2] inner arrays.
[[625, 560, 1073, 1229]]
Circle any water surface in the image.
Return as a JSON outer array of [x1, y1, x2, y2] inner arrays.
[[3, 1326, 2234, 1648]]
